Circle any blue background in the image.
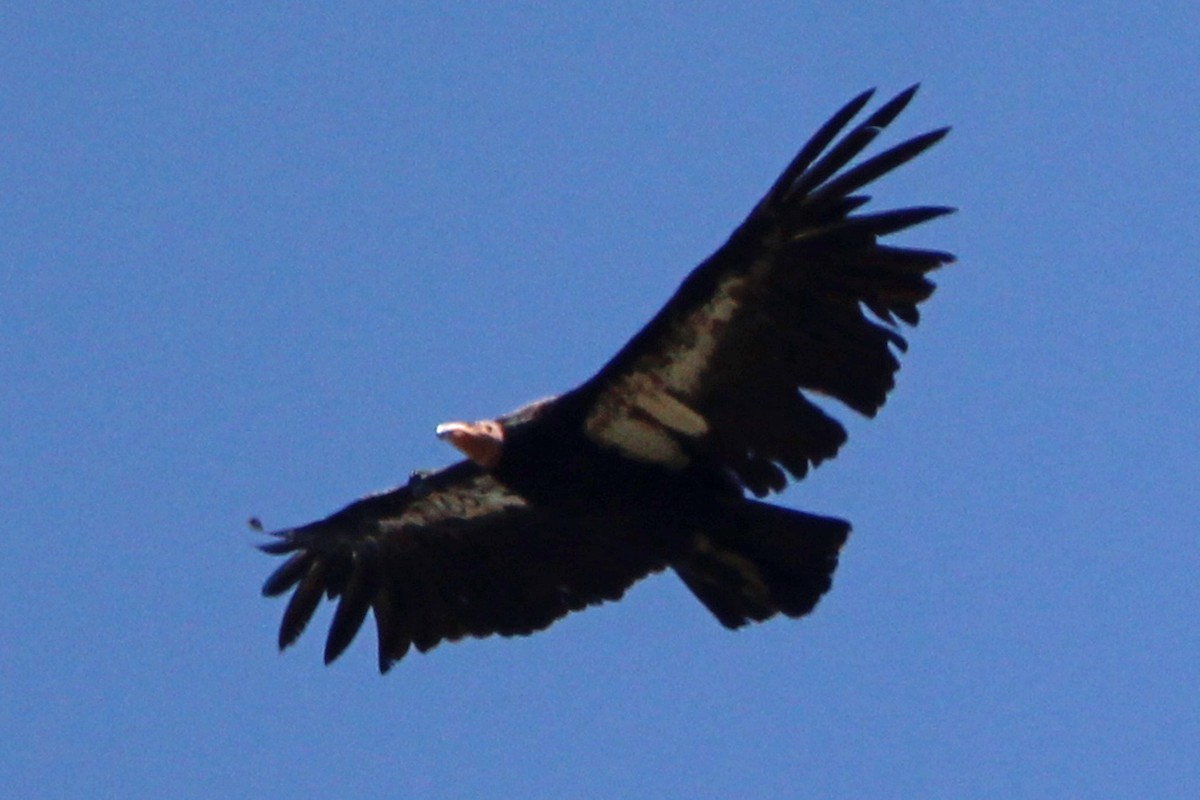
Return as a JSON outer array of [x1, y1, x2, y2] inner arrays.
[[3, 4, 1197, 798]]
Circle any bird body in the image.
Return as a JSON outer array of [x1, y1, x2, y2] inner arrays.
[[259, 86, 954, 672]]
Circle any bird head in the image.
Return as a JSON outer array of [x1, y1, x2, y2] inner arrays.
[[435, 419, 505, 469]]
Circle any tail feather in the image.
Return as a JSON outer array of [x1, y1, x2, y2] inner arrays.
[[673, 501, 849, 629]]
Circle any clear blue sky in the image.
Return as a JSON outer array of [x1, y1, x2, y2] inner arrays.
[[3, 4, 1197, 798]]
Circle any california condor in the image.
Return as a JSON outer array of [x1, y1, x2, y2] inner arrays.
[[259, 86, 954, 673]]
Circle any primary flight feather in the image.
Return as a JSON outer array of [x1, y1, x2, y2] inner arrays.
[[259, 85, 954, 673]]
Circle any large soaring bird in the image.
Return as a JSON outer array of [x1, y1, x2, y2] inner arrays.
[[259, 86, 954, 673]]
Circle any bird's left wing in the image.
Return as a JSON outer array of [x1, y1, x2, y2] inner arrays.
[[577, 86, 955, 495], [260, 460, 670, 672]]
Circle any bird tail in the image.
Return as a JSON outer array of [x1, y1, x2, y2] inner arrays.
[[673, 501, 850, 628]]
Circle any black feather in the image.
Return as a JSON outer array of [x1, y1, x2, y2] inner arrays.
[[278, 559, 328, 651], [782, 85, 922, 203], [261, 551, 312, 597], [324, 555, 375, 665], [804, 127, 950, 213], [762, 87, 876, 210]]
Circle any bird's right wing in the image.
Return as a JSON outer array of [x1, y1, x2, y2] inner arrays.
[[259, 460, 669, 672], [576, 86, 953, 496]]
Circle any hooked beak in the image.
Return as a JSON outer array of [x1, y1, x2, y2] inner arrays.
[[436, 420, 504, 469]]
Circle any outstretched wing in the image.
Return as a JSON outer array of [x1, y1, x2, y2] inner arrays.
[[260, 460, 670, 672], [579, 86, 954, 495]]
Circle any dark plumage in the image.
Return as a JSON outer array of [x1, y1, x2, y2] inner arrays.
[[259, 86, 954, 673]]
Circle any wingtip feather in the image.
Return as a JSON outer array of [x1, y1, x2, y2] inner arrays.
[[261, 551, 314, 597], [322, 560, 375, 665], [874, 84, 920, 123], [761, 87, 879, 208], [278, 560, 328, 651]]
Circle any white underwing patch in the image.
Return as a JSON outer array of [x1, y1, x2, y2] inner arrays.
[[398, 474, 527, 528], [650, 270, 754, 396], [587, 413, 689, 468], [632, 390, 709, 437], [585, 257, 774, 465]]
